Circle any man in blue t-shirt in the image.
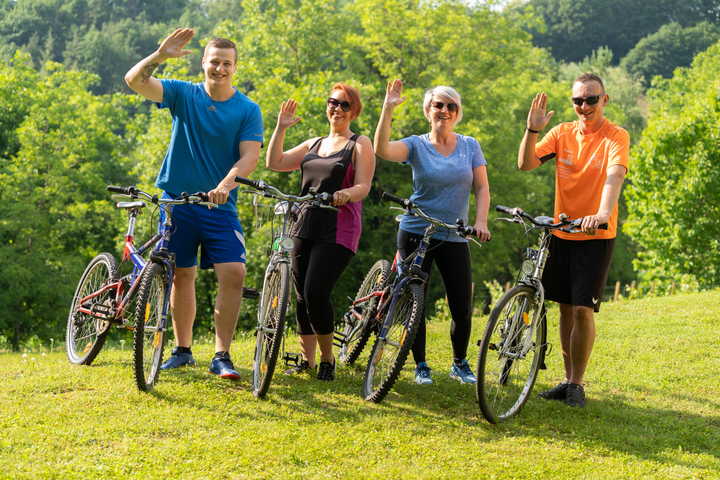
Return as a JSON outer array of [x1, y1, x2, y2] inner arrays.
[[125, 28, 263, 380]]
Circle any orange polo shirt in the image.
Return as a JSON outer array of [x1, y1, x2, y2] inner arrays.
[[535, 119, 629, 241]]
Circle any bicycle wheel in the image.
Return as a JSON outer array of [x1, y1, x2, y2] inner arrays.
[[252, 260, 290, 398], [338, 259, 391, 366], [476, 285, 546, 423], [362, 282, 425, 403], [133, 263, 168, 392], [66, 253, 118, 365]]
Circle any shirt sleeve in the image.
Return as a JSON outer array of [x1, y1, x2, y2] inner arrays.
[[471, 137, 487, 169], [607, 127, 630, 173], [239, 102, 265, 147], [399, 135, 416, 165], [155, 79, 186, 112], [535, 125, 560, 164]]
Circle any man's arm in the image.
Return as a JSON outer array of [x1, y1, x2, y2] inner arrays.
[[580, 164, 627, 235], [518, 92, 554, 171], [208, 140, 262, 205], [125, 28, 194, 104]]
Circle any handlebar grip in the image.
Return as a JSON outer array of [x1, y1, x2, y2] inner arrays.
[[495, 205, 513, 214], [318, 192, 334, 206], [190, 191, 210, 202], [107, 185, 136, 195], [234, 176, 263, 190], [599, 223, 609, 230], [382, 191, 412, 207]]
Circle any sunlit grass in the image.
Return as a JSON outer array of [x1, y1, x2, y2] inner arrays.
[[1, 292, 718, 478]]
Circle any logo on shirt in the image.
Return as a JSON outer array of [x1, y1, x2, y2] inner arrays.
[[589, 153, 603, 170], [559, 148, 574, 166], [207, 105, 217, 112]]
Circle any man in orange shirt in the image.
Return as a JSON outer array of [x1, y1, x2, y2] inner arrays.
[[518, 73, 629, 408]]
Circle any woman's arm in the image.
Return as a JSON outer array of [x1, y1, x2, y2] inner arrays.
[[266, 99, 311, 172], [332, 136, 376, 206], [374, 79, 408, 163], [472, 165, 491, 242]]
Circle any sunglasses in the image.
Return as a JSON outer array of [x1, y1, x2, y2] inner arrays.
[[431, 101, 459, 113], [327, 97, 352, 112], [571, 94, 605, 106]]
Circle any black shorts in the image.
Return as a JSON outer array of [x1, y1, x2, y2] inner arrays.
[[542, 236, 615, 313]]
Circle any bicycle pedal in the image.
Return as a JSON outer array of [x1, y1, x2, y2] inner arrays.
[[283, 352, 301, 367], [242, 287, 260, 300]]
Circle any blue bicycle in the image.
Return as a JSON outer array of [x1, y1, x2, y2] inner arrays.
[[66, 186, 214, 391]]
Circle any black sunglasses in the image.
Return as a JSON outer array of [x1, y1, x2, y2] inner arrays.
[[431, 101, 458, 113], [571, 94, 605, 106], [327, 97, 352, 112]]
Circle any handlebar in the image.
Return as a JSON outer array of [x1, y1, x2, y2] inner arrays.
[[383, 191, 478, 239], [107, 185, 217, 208], [495, 205, 608, 232], [235, 176, 338, 211]]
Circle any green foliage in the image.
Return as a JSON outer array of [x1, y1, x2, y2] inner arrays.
[[524, 0, 720, 64], [0, 52, 140, 349], [621, 21, 720, 87], [624, 40, 720, 285]]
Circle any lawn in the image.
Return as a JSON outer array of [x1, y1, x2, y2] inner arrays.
[[1, 292, 718, 479]]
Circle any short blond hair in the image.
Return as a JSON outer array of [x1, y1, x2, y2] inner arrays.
[[423, 86, 463, 126]]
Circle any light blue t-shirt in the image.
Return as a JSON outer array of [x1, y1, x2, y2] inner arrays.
[[399, 133, 487, 242], [155, 80, 264, 212]]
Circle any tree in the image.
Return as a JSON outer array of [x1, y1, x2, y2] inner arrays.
[[624, 40, 720, 286], [620, 21, 720, 87]]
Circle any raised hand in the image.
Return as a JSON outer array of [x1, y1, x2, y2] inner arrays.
[[277, 99, 302, 130], [527, 92, 554, 132], [158, 28, 195, 59], [384, 79, 407, 109]]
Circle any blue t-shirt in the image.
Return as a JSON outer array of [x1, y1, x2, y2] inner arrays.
[[399, 133, 487, 242], [155, 80, 264, 212]]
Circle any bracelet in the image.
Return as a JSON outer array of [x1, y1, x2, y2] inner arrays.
[[526, 126, 540, 134]]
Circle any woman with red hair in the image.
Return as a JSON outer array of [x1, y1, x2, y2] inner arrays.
[[266, 83, 375, 381]]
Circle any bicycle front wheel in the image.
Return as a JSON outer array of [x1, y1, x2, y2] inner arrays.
[[362, 282, 424, 403], [338, 259, 391, 366], [476, 285, 546, 423], [66, 253, 118, 365], [252, 260, 290, 399], [133, 263, 168, 392]]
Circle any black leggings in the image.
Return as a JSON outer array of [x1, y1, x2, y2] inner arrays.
[[291, 237, 354, 336], [397, 229, 473, 365]]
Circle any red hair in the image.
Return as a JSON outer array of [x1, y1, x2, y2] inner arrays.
[[331, 82, 362, 120]]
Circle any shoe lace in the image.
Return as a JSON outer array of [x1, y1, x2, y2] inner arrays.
[[567, 385, 584, 402], [416, 365, 431, 379], [317, 362, 333, 379], [457, 362, 474, 377]]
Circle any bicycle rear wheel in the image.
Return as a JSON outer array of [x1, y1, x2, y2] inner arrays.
[[362, 282, 424, 403], [252, 260, 290, 398], [66, 253, 118, 365], [133, 263, 168, 392], [338, 259, 391, 365], [476, 285, 546, 423]]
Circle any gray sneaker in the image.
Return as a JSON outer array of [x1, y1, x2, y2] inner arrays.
[[538, 380, 569, 401], [449, 359, 477, 384], [414, 362, 433, 385], [566, 383, 586, 408]]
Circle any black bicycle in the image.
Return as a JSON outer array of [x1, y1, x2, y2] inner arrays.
[[476, 206, 606, 423]]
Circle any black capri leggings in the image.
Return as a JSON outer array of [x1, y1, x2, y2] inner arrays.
[[397, 229, 473, 365], [291, 237, 354, 336]]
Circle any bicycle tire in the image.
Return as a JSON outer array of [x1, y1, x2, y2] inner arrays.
[[476, 284, 546, 423], [252, 260, 290, 398], [66, 253, 118, 365], [338, 259, 391, 366], [362, 282, 424, 403], [133, 263, 168, 392]]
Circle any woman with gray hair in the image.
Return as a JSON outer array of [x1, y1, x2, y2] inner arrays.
[[374, 79, 491, 386]]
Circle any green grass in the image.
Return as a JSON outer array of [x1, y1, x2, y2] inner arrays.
[[1, 292, 719, 479]]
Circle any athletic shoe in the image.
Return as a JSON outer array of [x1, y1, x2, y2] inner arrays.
[[209, 356, 240, 380], [566, 383, 586, 408], [414, 362, 433, 385], [160, 347, 195, 370], [317, 360, 336, 381], [538, 380, 569, 401], [449, 359, 477, 384], [284, 360, 316, 375]]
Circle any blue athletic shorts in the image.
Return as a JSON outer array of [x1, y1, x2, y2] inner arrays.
[[160, 192, 247, 269]]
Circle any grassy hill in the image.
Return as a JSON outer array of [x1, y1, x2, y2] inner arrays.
[[1, 292, 718, 479]]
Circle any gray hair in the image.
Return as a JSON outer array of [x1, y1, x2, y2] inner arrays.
[[423, 86, 463, 126]]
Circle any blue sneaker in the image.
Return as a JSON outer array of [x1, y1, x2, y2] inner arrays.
[[450, 359, 477, 384], [160, 347, 195, 370], [414, 362, 433, 385], [209, 356, 240, 380]]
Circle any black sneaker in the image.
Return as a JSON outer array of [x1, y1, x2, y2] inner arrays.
[[284, 360, 316, 375], [566, 383, 586, 408], [538, 380, 569, 401], [317, 360, 336, 381]]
